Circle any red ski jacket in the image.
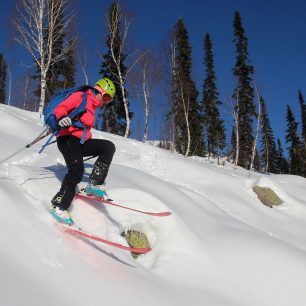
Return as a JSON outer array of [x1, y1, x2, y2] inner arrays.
[[54, 89, 105, 142]]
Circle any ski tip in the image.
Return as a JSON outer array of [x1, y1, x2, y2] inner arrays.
[[131, 247, 152, 254], [159, 211, 172, 217], [149, 211, 172, 217]]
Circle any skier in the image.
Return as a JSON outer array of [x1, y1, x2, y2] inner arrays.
[[50, 78, 116, 225]]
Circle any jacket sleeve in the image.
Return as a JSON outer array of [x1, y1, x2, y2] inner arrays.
[[54, 92, 83, 120], [79, 94, 99, 129], [79, 111, 95, 128]]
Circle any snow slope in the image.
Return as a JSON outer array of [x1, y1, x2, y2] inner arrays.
[[0, 104, 306, 306]]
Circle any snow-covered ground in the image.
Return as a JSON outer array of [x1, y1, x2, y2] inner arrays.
[[0, 104, 306, 306]]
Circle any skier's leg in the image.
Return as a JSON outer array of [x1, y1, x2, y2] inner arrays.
[[83, 139, 116, 185], [83, 139, 115, 198], [52, 136, 84, 210]]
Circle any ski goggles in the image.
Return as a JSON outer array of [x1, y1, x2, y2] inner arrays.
[[94, 85, 113, 104]]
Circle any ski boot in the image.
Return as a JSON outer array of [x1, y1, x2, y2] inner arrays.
[[84, 183, 110, 200], [50, 193, 74, 225], [50, 206, 74, 225], [82, 159, 112, 200]]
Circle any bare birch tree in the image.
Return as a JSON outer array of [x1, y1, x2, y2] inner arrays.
[[76, 41, 89, 85], [105, 3, 142, 137], [7, 66, 12, 106], [229, 88, 240, 170], [232, 108, 239, 169], [249, 83, 262, 175], [130, 49, 162, 142], [141, 58, 150, 142], [78, 49, 89, 85], [159, 33, 177, 151], [23, 73, 32, 109], [14, 0, 74, 113], [177, 76, 191, 156], [169, 38, 176, 151]]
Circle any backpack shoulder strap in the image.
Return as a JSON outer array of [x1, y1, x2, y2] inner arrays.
[[70, 92, 89, 144], [68, 91, 88, 120]]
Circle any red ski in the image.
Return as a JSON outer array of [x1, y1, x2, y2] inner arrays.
[[75, 193, 172, 217], [59, 223, 151, 254]]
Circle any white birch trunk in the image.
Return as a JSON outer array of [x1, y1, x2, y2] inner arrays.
[[39, 72, 47, 113], [23, 75, 30, 109], [170, 41, 176, 152], [178, 76, 191, 156], [183, 96, 191, 156], [7, 67, 11, 106], [233, 90, 240, 170], [264, 134, 269, 173], [249, 85, 262, 176], [234, 112, 239, 168], [169, 31, 191, 156], [78, 48, 89, 85], [108, 6, 129, 137], [142, 66, 150, 142], [119, 77, 130, 138], [107, 5, 145, 138]]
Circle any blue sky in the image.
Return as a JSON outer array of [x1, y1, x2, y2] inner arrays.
[[1, 0, 306, 145]]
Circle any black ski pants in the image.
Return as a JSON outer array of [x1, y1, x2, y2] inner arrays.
[[54, 135, 116, 210]]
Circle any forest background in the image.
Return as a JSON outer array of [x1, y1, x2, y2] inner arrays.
[[0, 0, 305, 176]]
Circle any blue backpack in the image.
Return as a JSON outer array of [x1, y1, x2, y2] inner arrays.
[[39, 87, 90, 153]]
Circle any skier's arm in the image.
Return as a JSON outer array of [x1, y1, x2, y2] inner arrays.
[[54, 92, 83, 121], [79, 111, 95, 129]]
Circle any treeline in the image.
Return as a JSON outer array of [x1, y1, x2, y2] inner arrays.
[[0, 1, 305, 177]]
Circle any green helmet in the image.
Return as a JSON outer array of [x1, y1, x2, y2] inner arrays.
[[95, 78, 116, 98]]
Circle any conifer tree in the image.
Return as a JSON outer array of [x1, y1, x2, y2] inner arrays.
[[298, 90, 306, 148], [99, 2, 133, 136], [0, 53, 7, 104], [260, 97, 278, 173], [232, 12, 256, 169], [298, 91, 306, 177], [202, 33, 226, 156], [285, 105, 304, 175], [171, 19, 204, 156], [276, 138, 289, 174], [253, 149, 261, 172], [229, 126, 237, 162]]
